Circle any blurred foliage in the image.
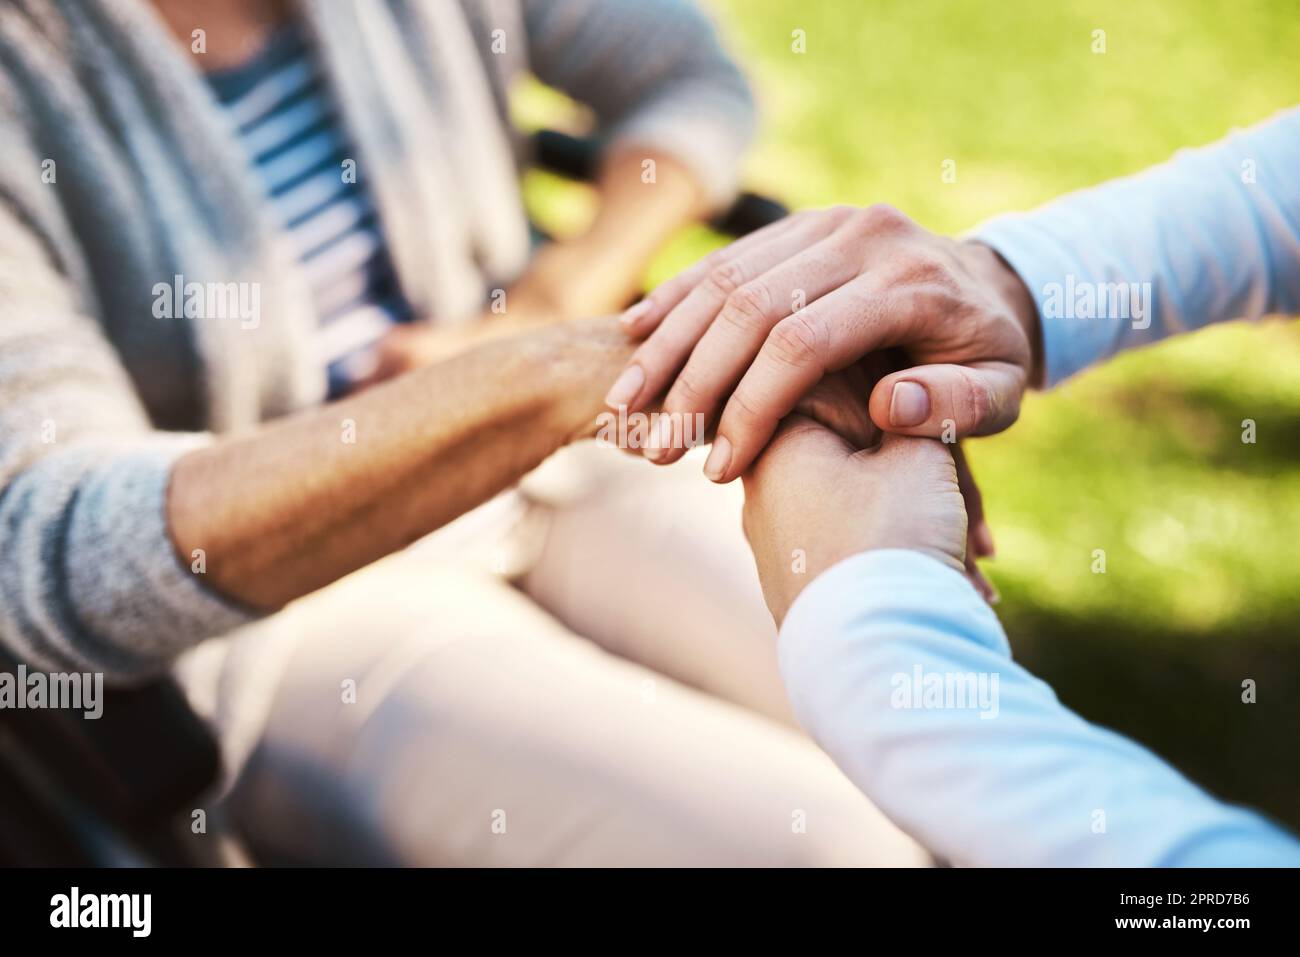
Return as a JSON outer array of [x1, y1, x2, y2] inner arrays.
[[522, 1, 1300, 827]]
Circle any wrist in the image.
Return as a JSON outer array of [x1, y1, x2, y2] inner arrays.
[[964, 240, 1044, 388]]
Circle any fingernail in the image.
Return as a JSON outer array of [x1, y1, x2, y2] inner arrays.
[[604, 364, 645, 409], [973, 521, 996, 558], [619, 300, 653, 328], [645, 415, 674, 461], [703, 435, 732, 481], [889, 381, 930, 428]]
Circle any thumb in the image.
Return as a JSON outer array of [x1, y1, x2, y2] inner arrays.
[[849, 431, 968, 575], [867, 361, 1025, 439], [855, 429, 956, 475]]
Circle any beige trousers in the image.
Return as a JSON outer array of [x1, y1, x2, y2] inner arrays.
[[216, 446, 926, 866]]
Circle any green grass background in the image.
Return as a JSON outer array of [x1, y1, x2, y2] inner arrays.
[[526, 1, 1300, 828]]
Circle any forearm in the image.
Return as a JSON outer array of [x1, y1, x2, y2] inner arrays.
[[961, 239, 1045, 389], [780, 550, 1300, 866], [514, 149, 705, 319], [972, 107, 1300, 385], [168, 318, 631, 609], [589, 148, 706, 261], [524, 0, 755, 210]]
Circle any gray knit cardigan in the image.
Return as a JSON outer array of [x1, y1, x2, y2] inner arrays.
[[0, 0, 754, 679]]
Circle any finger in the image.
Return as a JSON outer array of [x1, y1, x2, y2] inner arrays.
[[951, 444, 993, 558], [606, 226, 814, 412], [964, 553, 999, 604], [617, 214, 810, 339], [705, 281, 923, 482], [951, 443, 997, 600], [867, 360, 1025, 440], [650, 232, 869, 465], [870, 434, 979, 585], [606, 215, 840, 413]]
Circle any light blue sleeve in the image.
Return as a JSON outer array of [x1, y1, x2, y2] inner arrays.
[[970, 107, 1300, 386], [778, 549, 1300, 866]]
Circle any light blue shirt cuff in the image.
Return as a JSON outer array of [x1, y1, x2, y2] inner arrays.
[[969, 218, 1110, 388], [776, 547, 1300, 866]]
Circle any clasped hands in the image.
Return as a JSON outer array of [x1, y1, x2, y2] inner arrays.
[[605, 204, 1044, 621]]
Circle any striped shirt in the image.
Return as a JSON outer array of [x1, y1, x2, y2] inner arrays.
[[206, 25, 413, 397]]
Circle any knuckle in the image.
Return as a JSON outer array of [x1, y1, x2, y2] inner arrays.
[[721, 281, 774, 329], [701, 248, 729, 271], [861, 202, 911, 232], [824, 203, 858, 226], [644, 280, 678, 309], [958, 370, 996, 426], [767, 313, 824, 370], [705, 259, 747, 297], [726, 387, 765, 428], [668, 369, 706, 409]]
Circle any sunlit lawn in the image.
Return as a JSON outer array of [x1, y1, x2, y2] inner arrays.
[[525, 0, 1300, 826]]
